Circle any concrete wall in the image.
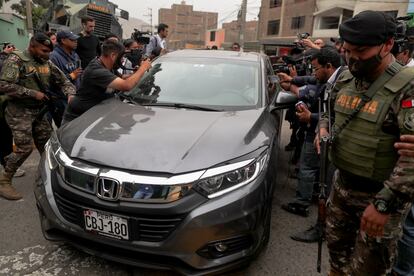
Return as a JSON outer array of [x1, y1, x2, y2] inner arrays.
[[0, 14, 29, 51], [222, 20, 258, 44], [354, 0, 408, 17], [314, 0, 355, 13], [159, 3, 218, 50], [205, 29, 225, 48]]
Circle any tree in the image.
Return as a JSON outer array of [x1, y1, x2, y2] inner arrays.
[[10, 0, 52, 29]]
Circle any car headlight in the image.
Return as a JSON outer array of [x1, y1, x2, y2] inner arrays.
[[45, 133, 98, 193], [45, 132, 60, 170], [194, 151, 269, 198]]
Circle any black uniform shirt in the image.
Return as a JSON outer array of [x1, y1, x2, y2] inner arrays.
[[65, 58, 117, 121]]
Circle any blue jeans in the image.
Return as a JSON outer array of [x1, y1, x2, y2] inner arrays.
[[294, 137, 319, 207], [393, 204, 414, 275]]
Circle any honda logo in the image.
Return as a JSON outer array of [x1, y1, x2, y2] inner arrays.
[[96, 177, 121, 201]]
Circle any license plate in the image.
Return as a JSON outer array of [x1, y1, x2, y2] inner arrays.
[[84, 209, 129, 240]]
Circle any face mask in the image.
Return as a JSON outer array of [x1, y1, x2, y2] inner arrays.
[[33, 55, 48, 64], [347, 45, 385, 79], [125, 49, 142, 67]]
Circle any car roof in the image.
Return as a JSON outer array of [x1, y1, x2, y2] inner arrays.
[[161, 49, 264, 62]]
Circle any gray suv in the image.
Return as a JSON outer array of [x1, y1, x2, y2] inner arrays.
[[35, 50, 284, 274]]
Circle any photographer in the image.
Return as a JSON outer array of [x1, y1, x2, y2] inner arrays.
[[63, 40, 152, 124], [118, 39, 142, 76], [280, 47, 343, 223], [392, 27, 414, 67], [301, 38, 325, 50], [144, 23, 168, 59]]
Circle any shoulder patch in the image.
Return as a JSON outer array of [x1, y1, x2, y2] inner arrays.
[[6, 54, 23, 63], [336, 69, 354, 83], [404, 112, 414, 132], [384, 66, 414, 93]]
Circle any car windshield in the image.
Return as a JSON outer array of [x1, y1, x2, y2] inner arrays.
[[124, 57, 261, 111]]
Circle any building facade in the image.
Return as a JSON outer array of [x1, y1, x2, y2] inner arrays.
[[0, 13, 29, 51], [258, 0, 409, 55], [159, 1, 218, 49], [257, 0, 317, 54], [312, 0, 409, 40], [205, 29, 225, 49]]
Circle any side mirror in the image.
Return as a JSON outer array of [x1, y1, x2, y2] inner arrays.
[[270, 90, 298, 112]]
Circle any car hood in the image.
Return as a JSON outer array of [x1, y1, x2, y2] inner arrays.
[[59, 99, 276, 174]]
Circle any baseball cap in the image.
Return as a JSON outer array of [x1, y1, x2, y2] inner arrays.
[[57, 30, 79, 42]]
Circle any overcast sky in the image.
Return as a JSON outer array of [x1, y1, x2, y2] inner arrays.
[[111, 0, 261, 28]]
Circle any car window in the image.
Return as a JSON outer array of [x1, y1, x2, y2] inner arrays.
[[125, 57, 261, 111], [265, 58, 277, 103]]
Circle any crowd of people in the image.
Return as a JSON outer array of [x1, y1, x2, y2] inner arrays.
[[0, 15, 158, 201], [276, 10, 414, 276], [0, 10, 414, 276]]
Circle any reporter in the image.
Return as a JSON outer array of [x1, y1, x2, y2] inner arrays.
[[63, 40, 152, 123]]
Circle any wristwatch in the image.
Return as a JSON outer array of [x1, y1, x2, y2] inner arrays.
[[373, 199, 391, 214]]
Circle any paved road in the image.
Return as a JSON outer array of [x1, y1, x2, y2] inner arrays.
[[0, 122, 329, 276]]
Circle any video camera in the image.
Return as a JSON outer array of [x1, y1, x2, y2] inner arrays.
[[392, 15, 413, 55], [297, 32, 310, 40], [273, 53, 313, 76], [131, 29, 151, 45]]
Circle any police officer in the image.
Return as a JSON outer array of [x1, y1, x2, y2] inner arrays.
[[319, 11, 414, 275], [0, 33, 76, 200]]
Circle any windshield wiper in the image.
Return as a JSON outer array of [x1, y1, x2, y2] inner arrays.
[[142, 102, 223, 112]]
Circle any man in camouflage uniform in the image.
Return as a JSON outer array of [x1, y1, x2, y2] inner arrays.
[[0, 33, 76, 200], [318, 11, 414, 275]]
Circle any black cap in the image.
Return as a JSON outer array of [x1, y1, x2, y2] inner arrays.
[[339, 10, 396, 46], [33, 32, 54, 51]]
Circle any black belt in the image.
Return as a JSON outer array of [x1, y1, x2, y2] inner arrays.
[[338, 170, 384, 193]]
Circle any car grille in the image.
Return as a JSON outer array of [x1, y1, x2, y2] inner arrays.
[[54, 192, 185, 242]]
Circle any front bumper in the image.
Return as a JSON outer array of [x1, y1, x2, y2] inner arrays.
[[34, 154, 272, 275]]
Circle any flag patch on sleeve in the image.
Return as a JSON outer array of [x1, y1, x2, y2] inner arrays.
[[402, 99, 414, 109]]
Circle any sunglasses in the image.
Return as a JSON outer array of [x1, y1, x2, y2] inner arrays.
[[6, 45, 15, 49]]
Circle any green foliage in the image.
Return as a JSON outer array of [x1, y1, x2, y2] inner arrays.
[[10, 0, 51, 29]]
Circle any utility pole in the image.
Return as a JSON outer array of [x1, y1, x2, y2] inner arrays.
[[239, 0, 247, 50], [26, 0, 33, 35], [144, 8, 153, 34]]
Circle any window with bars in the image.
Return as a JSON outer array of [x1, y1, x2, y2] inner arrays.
[[267, 20, 280, 35], [319, 16, 340, 29], [270, 0, 282, 8], [291, 16, 305, 29]]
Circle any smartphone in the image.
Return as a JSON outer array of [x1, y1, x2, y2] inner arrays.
[[76, 60, 82, 69], [295, 101, 307, 111]]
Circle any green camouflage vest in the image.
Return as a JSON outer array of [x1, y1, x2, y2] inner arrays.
[[331, 65, 414, 182], [10, 50, 51, 108]]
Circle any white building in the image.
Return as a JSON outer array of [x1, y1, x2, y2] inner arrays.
[[312, 0, 409, 40]]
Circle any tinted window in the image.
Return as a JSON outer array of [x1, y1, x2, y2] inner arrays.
[[126, 57, 261, 110]]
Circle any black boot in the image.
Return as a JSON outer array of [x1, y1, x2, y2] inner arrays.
[[281, 202, 309, 217], [290, 224, 323, 243]]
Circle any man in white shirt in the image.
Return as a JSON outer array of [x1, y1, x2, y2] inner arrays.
[[392, 33, 414, 67], [144, 23, 169, 59]]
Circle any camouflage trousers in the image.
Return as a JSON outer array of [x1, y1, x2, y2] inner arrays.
[[326, 170, 409, 276], [3, 102, 51, 176]]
